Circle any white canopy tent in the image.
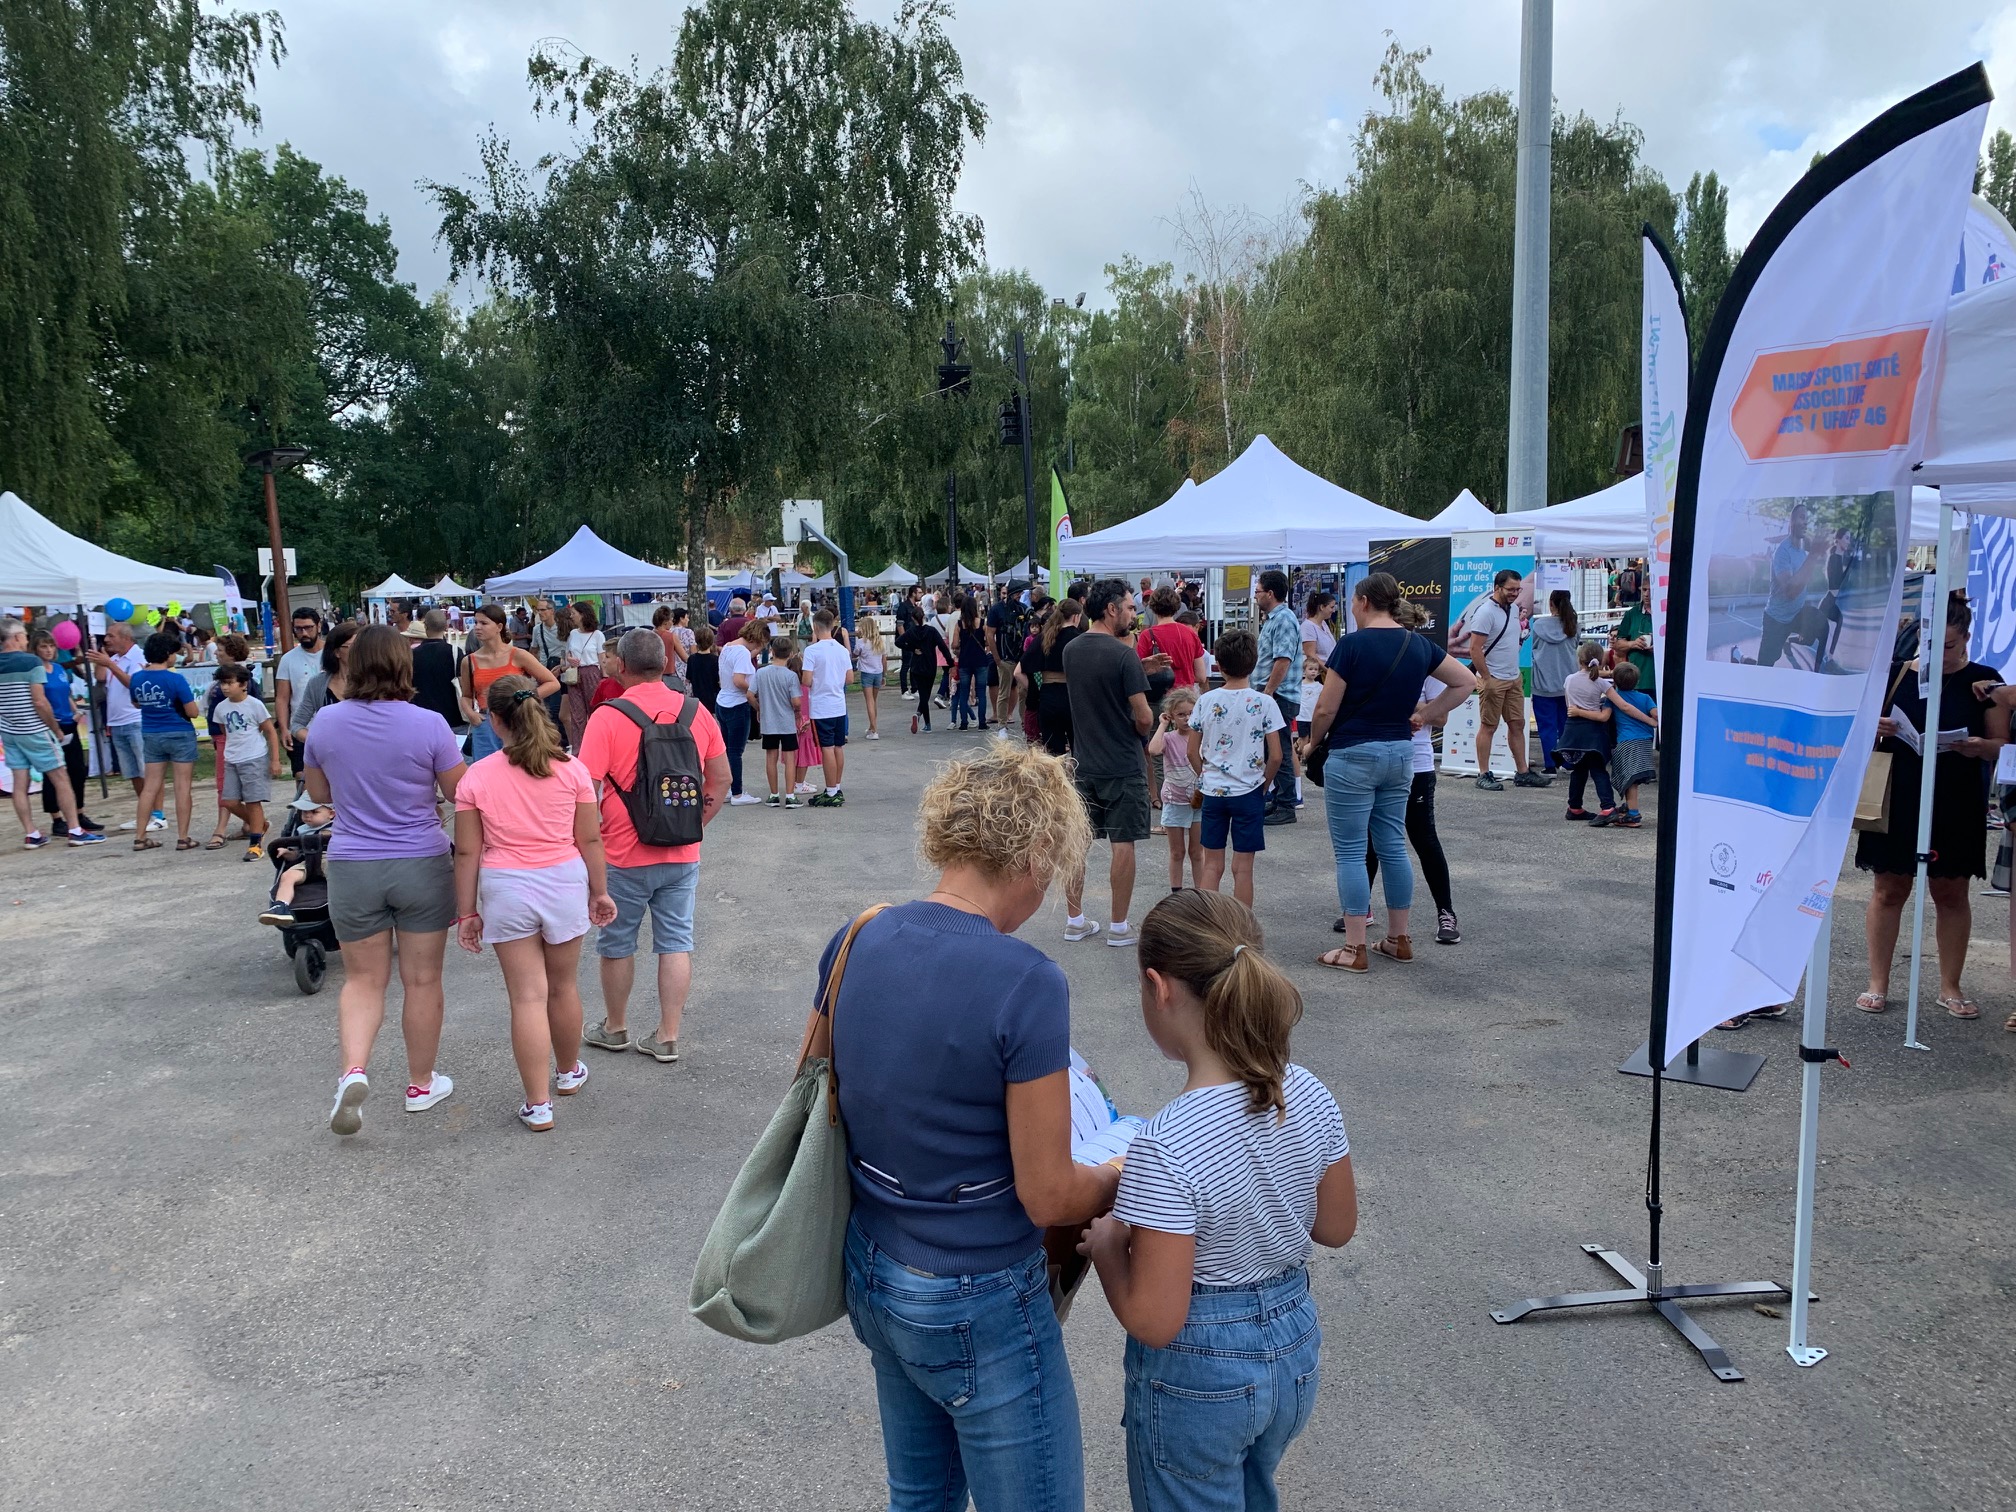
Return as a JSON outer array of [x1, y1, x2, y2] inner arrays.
[[865, 563, 919, 588], [707, 570, 754, 594], [429, 575, 478, 597], [0, 491, 239, 607], [1433, 489, 1499, 530], [362, 573, 428, 599], [997, 557, 1051, 583], [924, 564, 990, 587], [484, 526, 688, 596], [1062, 437, 1427, 572], [1519, 474, 1948, 556], [1915, 273, 2016, 504]]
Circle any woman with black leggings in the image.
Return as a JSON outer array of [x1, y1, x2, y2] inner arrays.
[[1035, 599, 1084, 757], [1360, 618, 1460, 943]]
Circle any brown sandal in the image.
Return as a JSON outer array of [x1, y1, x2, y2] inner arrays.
[[1317, 944, 1368, 973], [175, 836, 199, 851], [1370, 935, 1414, 963], [133, 837, 162, 851]]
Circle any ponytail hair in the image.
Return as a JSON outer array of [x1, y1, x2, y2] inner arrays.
[[1140, 890, 1303, 1121], [487, 673, 566, 778], [1548, 589, 1578, 640]]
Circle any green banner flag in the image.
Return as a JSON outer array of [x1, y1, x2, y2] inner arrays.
[[1048, 467, 1071, 585]]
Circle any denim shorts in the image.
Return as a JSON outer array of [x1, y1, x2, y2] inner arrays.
[[597, 860, 699, 957], [813, 714, 848, 749], [107, 722, 145, 781], [858, 671, 884, 689], [1124, 1267, 1320, 1511], [1200, 784, 1268, 853], [1160, 799, 1197, 830], [2, 726, 61, 776], [142, 727, 200, 765]]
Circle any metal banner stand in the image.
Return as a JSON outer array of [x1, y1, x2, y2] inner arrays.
[[1618, 1034, 1765, 1091], [1899, 502, 1956, 1052], [1787, 921, 1841, 1366]]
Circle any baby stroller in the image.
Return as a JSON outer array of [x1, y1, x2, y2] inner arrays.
[[263, 796, 339, 995]]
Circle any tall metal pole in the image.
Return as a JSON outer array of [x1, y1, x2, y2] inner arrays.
[[1505, 0, 1553, 513], [261, 466, 291, 634], [1014, 330, 1038, 582], [1901, 502, 1955, 1051], [1787, 919, 1832, 1366], [946, 469, 959, 593]]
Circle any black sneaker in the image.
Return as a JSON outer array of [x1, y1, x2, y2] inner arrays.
[[1435, 910, 1461, 945], [1589, 809, 1618, 827], [1511, 770, 1553, 788], [259, 900, 295, 926], [1261, 807, 1297, 826], [1475, 771, 1504, 791]]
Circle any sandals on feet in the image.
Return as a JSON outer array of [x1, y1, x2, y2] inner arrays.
[[1317, 944, 1368, 973], [134, 837, 162, 851], [1369, 935, 1414, 963], [204, 835, 228, 850], [175, 837, 199, 851], [1938, 995, 1980, 1020], [1855, 992, 1888, 1014], [2005, 1011, 2016, 1034]]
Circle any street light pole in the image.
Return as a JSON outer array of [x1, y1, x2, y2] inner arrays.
[[936, 320, 972, 593], [1013, 330, 1038, 582], [1506, 0, 1553, 512], [245, 446, 311, 650]]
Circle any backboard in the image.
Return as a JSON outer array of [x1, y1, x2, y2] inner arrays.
[[779, 499, 826, 544]]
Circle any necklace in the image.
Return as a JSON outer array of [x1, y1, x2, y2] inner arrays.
[[928, 887, 991, 917]]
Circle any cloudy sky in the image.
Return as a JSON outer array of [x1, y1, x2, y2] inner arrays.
[[252, 0, 2016, 303]]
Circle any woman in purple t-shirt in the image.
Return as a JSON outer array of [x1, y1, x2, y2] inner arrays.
[[304, 626, 468, 1137]]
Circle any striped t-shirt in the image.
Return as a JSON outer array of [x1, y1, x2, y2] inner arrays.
[[1112, 1063, 1348, 1286]]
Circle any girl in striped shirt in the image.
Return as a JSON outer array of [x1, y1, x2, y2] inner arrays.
[[1082, 889, 1357, 1510]]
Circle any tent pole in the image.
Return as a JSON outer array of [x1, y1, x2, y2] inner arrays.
[[1786, 918, 1832, 1367], [1900, 500, 1952, 1051]]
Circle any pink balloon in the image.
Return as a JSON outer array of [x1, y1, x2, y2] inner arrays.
[[51, 619, 82, 650]]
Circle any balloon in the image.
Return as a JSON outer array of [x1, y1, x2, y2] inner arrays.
[[167, 600, 182, 615], [105, 597, 134, 621], [51, 620, 81, 650]]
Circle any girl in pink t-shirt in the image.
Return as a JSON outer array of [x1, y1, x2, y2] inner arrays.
[[453, 674, 617, 1130]]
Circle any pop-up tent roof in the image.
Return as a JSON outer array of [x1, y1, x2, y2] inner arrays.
[[1520, 474, 1949, 556], [430, 575, 478, 597], [865, 563, 919, 588], [997, 557, 1051, 582], [484, 526, 688, 596], [363, 573, 428, 598], [1914, 273, 2016, 518], [1433, 489, 1498, 530], [0, 491, 238, 606], [1063, 437, 1427, 571], [924, 563, 990, 587]]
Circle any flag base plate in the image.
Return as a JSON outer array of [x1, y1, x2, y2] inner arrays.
[[1490, 1244, 1795, 1382], [1618, 1038, 1764, 1092]]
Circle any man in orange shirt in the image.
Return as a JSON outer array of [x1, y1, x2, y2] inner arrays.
[[576, 629, 731, 1063]]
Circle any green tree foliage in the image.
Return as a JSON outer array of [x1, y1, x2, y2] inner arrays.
[[1674, 170, 1734, 354], [434, 0, 985, 604], [0, 0, 280, 528], [1066, 257, 1189, 533], [1979, 128, 2016, 224], [1246, 45, 1675, 519]]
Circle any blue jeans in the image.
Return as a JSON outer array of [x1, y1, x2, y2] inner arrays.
[[1323, 740, 1414, 917], [844, 1219, 1084, 1512], [1124, 1268, 1321, 1512], [953, 667, 985, 726], [716, 700, 752, 794], [468, 717, 503, 761], [1532, 694, 1567, 771]]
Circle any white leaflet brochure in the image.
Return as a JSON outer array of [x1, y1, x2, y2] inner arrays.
[[1068, 1049, 1142, 1166]]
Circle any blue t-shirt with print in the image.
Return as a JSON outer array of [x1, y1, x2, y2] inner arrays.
[[130, 669, 195, 731], [1613, 689, 1656, 741]]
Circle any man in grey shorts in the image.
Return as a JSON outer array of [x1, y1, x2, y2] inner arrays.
[[575, 630, 731, 1064], [1061, 579, 1155, 948]]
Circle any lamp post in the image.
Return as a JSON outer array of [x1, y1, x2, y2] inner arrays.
[[1505, 0, 1552, 512], [936, 321, 972, 590], [246, 445, 311, 644]]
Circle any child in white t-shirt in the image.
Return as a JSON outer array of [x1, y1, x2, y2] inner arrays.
[[211, 663, 281, 858], [1186, 628, 1283, 909], [1082, 890, 1356, 1512]]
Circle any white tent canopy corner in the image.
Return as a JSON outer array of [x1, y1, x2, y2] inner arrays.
[[1062, 436, 1428, 572], [0, 490, 238, 607], [484, 526, 688, 597], [1433, 489, 1499, 530], [429, 575, 478, 597], [923, 564, 990, 587], [1520, 474, 1951, 557], [363, 573, 428, 599]]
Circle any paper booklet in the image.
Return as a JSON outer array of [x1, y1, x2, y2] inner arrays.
[[1068, 1049, 1143, 1166], [1887, 706, 1969, 758], [1997, 742, 2016, 786]]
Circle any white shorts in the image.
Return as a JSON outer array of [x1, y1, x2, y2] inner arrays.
[[479, 857, 590, 945]]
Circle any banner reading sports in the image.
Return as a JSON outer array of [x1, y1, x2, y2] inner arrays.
[[1653, 67, 1990, 1067], [1640, 231, 1689, 709]]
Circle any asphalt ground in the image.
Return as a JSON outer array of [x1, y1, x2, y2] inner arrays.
[[2, 699, 2011, 1512]]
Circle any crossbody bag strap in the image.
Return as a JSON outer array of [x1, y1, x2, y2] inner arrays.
[[795, 904, 894, 1121]]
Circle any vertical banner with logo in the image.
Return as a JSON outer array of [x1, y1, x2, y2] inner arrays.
[[1048, 467, 1072, 586], [1954, 200, 2016, 675], [1366, 536, 1453, 652], [1640, 231, 1690, 706], [1653, 67, 1990, 1066], [1441, 530, 1535, 776]]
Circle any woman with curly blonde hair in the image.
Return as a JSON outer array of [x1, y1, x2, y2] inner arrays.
[[819, 740, 1115, 1511]]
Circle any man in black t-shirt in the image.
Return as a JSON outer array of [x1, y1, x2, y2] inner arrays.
[[1061, 579, 1153, 949], [987, 585, 1029, 724], [894, 586, 922, 700]]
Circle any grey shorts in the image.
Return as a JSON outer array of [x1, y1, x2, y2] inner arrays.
[[222, 760, 272, 802], [1076, 770, 1152, 844], [597, 861, 700, 958], [326, 853, 455, 941]]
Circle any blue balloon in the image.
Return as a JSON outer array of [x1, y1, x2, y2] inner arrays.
[[105, 597, 134, 621]]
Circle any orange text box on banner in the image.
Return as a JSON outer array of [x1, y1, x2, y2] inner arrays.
[[1730, 326, 1930, 460]]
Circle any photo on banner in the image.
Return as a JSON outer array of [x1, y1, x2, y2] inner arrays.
[[1654, 66, 1989, 1065], [1366, 537, 1452, 652], [1441, 529, 1533, 776]]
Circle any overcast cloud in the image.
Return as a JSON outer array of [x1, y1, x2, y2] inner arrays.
[[251, 0, 2016, 303]]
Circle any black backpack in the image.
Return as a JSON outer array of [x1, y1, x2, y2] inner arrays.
[[605, 685, 706, 849]]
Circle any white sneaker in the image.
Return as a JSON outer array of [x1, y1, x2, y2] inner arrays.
[[728, 793, 762, 806], [554, 1061, 589, 1096], [1063, 919, 1102, 942], [518, 1100, 554, 1131], [794, 782, 817, 795], [145, 813, 167, 833], [118, 819, 137, 832], [405, 1071, 454, 1112], [329, 1071, 369, 1136], [867, 731, 880, 740], [1105, 925, 1138, 948]]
